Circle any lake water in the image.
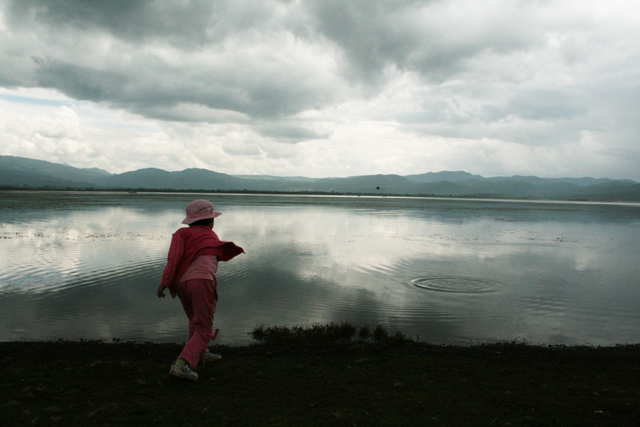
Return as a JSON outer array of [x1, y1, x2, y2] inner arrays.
[[1, 191, 639, 346]]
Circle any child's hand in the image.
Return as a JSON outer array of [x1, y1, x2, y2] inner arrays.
[[157, 285, 167, 298]]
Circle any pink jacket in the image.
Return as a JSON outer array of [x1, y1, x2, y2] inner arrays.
[[160, 226, 244, 297]]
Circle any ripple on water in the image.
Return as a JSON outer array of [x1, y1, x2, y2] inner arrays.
[[411, 276, 499, 294]]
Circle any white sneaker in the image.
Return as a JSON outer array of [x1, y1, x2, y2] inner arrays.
[[169, 362, 198, 381], [204, 350, 222, 362]]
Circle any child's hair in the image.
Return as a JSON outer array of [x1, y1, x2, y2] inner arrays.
[[189, 218, 214, 227]]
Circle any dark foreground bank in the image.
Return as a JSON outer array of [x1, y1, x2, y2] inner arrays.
[[1, 337, 639, 427]]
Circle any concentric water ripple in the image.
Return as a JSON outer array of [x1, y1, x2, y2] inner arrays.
[[411, 276, 499, 294]]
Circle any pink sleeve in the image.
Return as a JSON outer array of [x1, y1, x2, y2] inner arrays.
[[160, 232, 184, 289]]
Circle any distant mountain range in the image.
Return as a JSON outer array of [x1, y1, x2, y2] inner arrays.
[[1, 155, 639, 201]]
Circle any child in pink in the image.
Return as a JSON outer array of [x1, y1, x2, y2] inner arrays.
[[157, 199, 244, 381]]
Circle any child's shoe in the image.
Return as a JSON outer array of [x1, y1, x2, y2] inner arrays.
[[169, 361, 198, 381], [204, 350, 222, 362]]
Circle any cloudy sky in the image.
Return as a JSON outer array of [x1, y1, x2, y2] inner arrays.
[[1, 0, 639, 180]]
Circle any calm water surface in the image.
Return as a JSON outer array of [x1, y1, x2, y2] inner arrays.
[[1, 191, 639, 346]]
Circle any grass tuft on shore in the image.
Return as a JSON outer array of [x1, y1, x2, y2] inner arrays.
[[250, 322, 410, 345]]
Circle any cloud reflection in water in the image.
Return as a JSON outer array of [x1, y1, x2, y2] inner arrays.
[[0, 192, 639, 345]]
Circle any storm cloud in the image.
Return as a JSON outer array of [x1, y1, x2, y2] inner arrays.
[[1, 0, 639, 179]]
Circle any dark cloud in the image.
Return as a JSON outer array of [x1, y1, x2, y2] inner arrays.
[[7, 0, 217, 47], [30, 51, 341, 124], [304, 0, 537, 84], [4, 0, 346, 129]]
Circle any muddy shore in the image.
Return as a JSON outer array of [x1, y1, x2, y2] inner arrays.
[[1, 338, 639, 426]]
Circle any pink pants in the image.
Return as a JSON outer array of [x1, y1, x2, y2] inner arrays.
[[175, 278, 218, 368]]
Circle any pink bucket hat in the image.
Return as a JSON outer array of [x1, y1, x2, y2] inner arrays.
[[181, 199, 222, 224]]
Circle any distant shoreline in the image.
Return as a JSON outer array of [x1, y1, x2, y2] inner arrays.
[[2, 187, 640, 204]]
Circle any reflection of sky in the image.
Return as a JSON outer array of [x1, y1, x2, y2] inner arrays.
[[1, 192, 639, 345]]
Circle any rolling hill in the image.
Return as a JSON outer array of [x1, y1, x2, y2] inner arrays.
[[1, 155, 638, 201]]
